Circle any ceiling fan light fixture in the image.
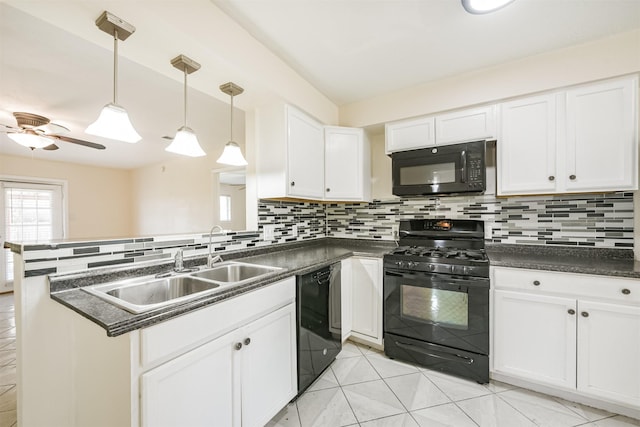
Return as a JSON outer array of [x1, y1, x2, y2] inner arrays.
[[7, 131, 51, 149], [86, 103, 141, 143], [461, 0, 516, 14], [166, 126, 206, 157], [217, 141, 248, 166], [166, 54, 206, 157], [85, 11, 141, 143], [217, 82, 247, 166]]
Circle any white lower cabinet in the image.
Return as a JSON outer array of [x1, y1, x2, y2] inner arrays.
[[576, 300, 640, 407], [493, 290, 577, 388], [342, 256, 383, 346], [141, 303, 296, 427], [492, 267, 640, 413]]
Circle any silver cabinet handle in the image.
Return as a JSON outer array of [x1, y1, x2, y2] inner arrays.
[[622, 288, 631, 295], [235, 342, 242, 351], [581, 311, 589, 318], [569, 174, 576, 180], [568, 309, 576, 315], [290, 181, 295, 186], [326, 188, 330, 192], [548, 176, 555, 181], [244, 338, 251, 346]]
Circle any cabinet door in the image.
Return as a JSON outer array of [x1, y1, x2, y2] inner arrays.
[[287, 106, 325, 199], [577, 300, 640, 407], [141, 329, 239, 427], [385, 116, 436, 153], [351, 257, 383, 344], [497, 94, 558, 195], [435, 105, 496, 145], [341, 259, 353, 342], [493, 290, 576, 388], [565, 77, 638, 192], [240, 303, 297, 427], [325, 127, 369, 201]]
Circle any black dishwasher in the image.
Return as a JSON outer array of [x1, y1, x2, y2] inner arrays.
[[296, 262, 342, 395]]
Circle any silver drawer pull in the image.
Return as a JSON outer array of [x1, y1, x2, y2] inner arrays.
[[533, 280, 540, 286], [622, 288, 631, 295], [581, 311, 589, 318], [568, 309, 575, 315]]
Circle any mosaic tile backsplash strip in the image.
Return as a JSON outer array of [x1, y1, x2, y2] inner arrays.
[[324, 192, 634, 248], [12, 192, 633, 279]]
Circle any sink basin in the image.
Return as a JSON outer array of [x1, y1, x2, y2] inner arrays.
[[191, 262, 281, 283], [83, 261, 281, 314], [84, 275, 220, 314]]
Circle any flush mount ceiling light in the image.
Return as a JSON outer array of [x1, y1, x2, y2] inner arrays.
[[165, 55, 206, 157], [85, 11, 142, 143], [217, 82, 248, 166], [461, 0, 516, 14]]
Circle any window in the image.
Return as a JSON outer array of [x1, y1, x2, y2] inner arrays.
[[1, 181, 64, 289], [219, 195, 231, 222]]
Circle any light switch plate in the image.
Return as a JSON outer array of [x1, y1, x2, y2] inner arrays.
[[263, 225, 275, 241]]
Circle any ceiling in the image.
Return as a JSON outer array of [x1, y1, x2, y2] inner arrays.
[[214, 0, 640, 105], [1, 0, 639, 169]]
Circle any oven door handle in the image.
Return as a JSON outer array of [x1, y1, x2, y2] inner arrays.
[[394, 341, 474, 365]]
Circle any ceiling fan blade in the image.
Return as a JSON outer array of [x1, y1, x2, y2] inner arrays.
[[42, 144, 59, 151], [48, 135, 106, 150], [0, 123, 21, 133], [37, 122, 70, 135]]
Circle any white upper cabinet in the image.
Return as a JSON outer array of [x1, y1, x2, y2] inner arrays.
[[256, 103, 371, 202], [324, 126, 371, 201], [256, 104, 324, 200], [565, 78, 638, 192], [498, 76, 638, 196], [498, 93, 559, 195], [435, 105, 497, 145], [385, 105, 497, 154], [385, 116, 435, 153]]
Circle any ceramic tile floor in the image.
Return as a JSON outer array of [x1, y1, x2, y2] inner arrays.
[[0, 291, 636, 427], [267, 341, 640, 427], [0, 293, 16, 427]]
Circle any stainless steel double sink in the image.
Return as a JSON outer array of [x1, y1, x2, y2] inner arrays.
[[83, 262, 282, 314]]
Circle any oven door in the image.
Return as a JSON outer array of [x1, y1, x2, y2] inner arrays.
[[383, 268, 489, 355]]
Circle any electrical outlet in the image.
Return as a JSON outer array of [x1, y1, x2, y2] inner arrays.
[[485, 223, 494, 240], [392, 224, 399, 240], [291, 225, 298, 237], [263, 225, 275, 241]]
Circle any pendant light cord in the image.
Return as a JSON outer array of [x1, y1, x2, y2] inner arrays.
[[183, 69, 188, 127], [229, 93, 234, 142], [113, 29, 118, 105]]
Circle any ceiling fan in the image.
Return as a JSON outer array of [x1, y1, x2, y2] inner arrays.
[[0, 112, 106, 151]]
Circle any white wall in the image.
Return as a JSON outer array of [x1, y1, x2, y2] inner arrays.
[[340, 29, 640, 128], [0, 154, 132, 239]]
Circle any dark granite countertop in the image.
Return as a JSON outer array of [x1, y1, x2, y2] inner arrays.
[[49, 238, 396, 337], [486, 244, 640, 279]]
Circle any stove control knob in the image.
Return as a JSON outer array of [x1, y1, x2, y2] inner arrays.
[[410, 261, 418, 268], [428, 264, 435, 272], [450, 265, 456, 274], [462, 266, 470, 275], [395, 261, 405, 268]]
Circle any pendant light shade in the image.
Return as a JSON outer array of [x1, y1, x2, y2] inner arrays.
[[86, 103, 141, 143], [166, 55, 206, 157], [7, 130, 51, 149], [85, 11, 141, 143], [217, 82, 247, 166]]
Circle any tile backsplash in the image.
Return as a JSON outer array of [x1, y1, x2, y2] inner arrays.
[[262, 192, 634, 248], [12, 192, 633, 279]]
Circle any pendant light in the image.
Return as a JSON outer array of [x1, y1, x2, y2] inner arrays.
[[165, 55, 206, 157], [217, 82, 248, 166], [85, 11, 141, 143]]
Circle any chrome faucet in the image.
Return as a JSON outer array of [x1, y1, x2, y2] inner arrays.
[[208, 225, 224, 268], [174, 248, 184, 271]]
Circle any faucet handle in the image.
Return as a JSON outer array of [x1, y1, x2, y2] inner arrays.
[[207, 254, 223, 268]]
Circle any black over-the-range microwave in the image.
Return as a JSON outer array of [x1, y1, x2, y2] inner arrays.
[[391, 140, 487, 196]]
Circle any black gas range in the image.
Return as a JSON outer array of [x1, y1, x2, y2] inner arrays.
[[383, 219, 490, 383]]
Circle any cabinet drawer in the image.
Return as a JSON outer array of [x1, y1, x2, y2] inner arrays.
[[140, 277, 295, 368], [492, 267, 640, 304]]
